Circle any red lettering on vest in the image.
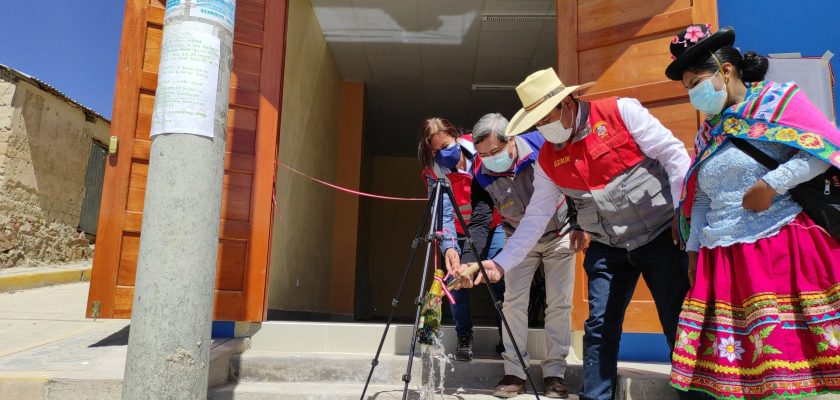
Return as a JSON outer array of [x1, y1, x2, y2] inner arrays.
[[538, 97, 645, 191]]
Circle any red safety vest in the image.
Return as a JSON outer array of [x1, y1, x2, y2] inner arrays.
[[538, 97, 645, 191]]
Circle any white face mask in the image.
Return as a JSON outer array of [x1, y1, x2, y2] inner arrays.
[[688, 71, 728, 115], [537, 106, 574, 144]]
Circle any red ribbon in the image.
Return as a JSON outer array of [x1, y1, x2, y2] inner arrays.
[[276, 161, 427, 201], [436, 274, 456, 305]]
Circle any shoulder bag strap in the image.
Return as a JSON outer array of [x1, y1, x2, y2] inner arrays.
[[729, 137, 780, 170]]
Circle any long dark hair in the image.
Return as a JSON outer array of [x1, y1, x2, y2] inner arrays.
[[685, 45, 769, 82], [417, 117, 462, 168]]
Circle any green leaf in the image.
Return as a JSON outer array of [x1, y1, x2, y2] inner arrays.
[[752, 351, 759, 363], [763, 345, 782, 355], [687, 331, 701, 340], [759, 325, 776, 338], [748, 334, 757, 344], [705, 332, 717, 343], [702, 347, 715, 356], [684, 344, 697, 356], [818, 342, 830, 352], [810, 326, 826, 335]]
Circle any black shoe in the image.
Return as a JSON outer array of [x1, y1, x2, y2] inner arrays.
[[495, 338, 505, 354], [455, 334, 473, 361]]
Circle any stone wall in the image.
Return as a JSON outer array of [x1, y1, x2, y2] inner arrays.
[[0, 71, 110, 268]]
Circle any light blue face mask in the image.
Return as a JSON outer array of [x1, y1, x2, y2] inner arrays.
[[482, 145, 514, 173], [688, 71, 728, 115]]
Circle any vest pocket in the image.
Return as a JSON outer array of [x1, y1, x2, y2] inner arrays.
[[575, 200, 604, 237], [626, 184, 669, 232]]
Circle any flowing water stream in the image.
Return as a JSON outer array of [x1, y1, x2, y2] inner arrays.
[[419, 334, 455, 400]]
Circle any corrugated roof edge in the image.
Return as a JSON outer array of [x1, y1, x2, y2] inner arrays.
[[0, 64, 111, 124]]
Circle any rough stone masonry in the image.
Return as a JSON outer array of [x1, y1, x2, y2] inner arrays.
[[0, 66, 110, 268]]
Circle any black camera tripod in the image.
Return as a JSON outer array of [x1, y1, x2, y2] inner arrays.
[[360, 179, 541, 399]]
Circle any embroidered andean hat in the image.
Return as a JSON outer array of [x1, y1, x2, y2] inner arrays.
[[665, 24, 735, 81]]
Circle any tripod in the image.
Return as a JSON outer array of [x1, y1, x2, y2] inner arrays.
[[360, 179, 541, 400]]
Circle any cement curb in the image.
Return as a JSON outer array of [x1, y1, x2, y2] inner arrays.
[[0, 266, 92, 293]]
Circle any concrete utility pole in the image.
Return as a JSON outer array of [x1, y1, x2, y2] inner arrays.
[[122, 1, 235, 399]]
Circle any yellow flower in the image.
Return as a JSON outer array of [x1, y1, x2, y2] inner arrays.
[[774, 128, 799, 142], [797, 133, 825, 150], [723, 117, 745, 134]]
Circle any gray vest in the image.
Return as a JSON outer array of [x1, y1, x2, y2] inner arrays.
[[561, 157, 674, 250], [481, 137, 571, 241]]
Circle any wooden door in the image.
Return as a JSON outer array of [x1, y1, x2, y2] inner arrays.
[[86, 0, 287, 322], [557, 0, 718, 333]]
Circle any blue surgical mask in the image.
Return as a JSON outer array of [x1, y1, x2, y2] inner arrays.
[[482, 146, 514, 173], [435, 142, 461, 169], [688, 71, 728, 115]]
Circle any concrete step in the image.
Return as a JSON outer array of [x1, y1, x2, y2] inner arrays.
[[248, 322, 558, 360], [207, 381, 574, 400], [230, 352, 678, 399], [233, 352, 562, 390]]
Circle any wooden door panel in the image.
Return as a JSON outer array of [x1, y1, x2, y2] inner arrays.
[[561, 0, 718, 334], [87, 0, 287, 322], [646, 99, 701, 148], [577, 0, 691, 33], [570, 257, 664, 333], [217, 240, 248, 291], [233, 44, 263, 74], [117, 234, 140, 286], [578, 9, 694, 52], [236, 1, 266, 30], [579, 31, 680, 93], [126, 162, 148, 212], [231, 71, 261, 92], [222, 173, 253, 222], [136, 94, 155, 140], [142, 29, 163, 73]]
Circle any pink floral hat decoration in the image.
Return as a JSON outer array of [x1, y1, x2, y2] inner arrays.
[[665, 24, 735, 81]]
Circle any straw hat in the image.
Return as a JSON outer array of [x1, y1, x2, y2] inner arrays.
[[505, 68, 595, 137]]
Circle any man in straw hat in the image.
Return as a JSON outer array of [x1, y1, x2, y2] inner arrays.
[[456, 68, 700, 400]]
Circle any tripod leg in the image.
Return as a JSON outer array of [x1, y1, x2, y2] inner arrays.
[[401, 180, 444, 400], [443, 184, 542, 400], [360, 185, 435, 400], [401, 236, 436, 399]]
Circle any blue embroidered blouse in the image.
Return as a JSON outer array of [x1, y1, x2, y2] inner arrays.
[[686, 140, 830, 252]]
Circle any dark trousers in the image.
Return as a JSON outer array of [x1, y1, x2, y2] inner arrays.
[[580, 230, 703, 400], [450, 226, 506, 337]]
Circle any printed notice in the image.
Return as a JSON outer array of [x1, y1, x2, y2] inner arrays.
[[196, 0, 235, 31], [150, 22, 221, 138], [165, 0, 235, 32]]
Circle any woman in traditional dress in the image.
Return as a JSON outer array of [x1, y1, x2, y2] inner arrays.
[[665, 24, 840, 399]]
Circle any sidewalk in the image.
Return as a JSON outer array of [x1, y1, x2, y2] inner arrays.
[[0, 282, 244, 400], [0, 282, 128, 399]]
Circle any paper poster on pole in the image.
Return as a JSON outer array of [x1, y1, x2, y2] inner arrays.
[[165, 0, 236, 32], [150, 22, 221, 138]]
